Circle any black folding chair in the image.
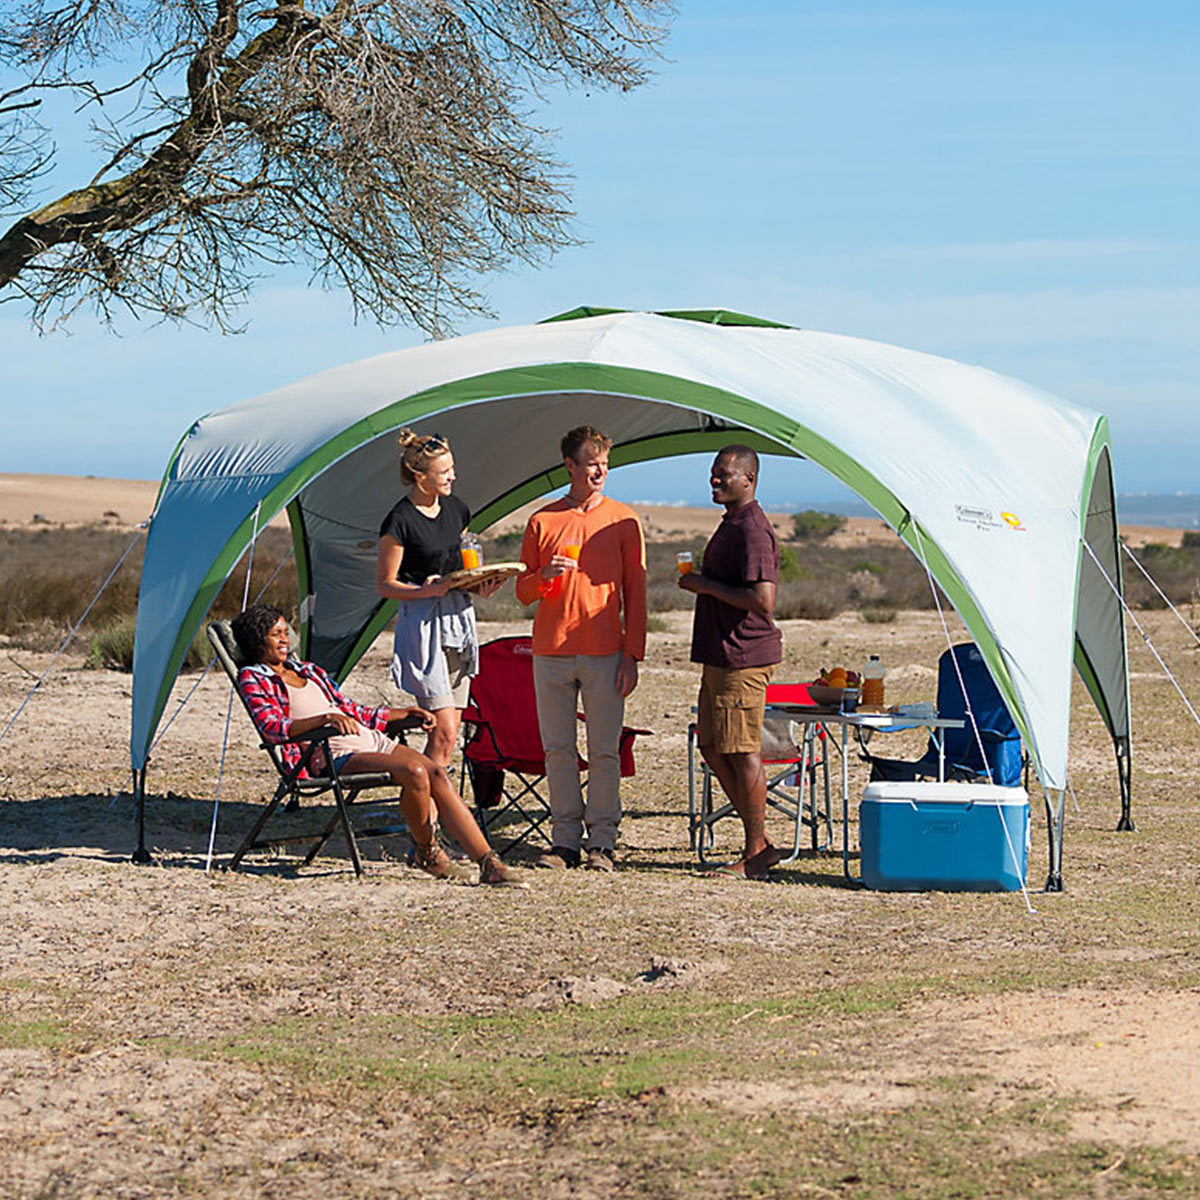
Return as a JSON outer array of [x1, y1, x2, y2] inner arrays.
[[207, 620, 412, 876]]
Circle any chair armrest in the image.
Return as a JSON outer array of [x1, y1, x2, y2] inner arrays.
[[288, 725, 340, 742], [260, 725, 339, 750]]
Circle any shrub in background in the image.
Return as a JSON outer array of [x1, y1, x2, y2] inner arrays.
[[861, 607, 898, 624], [86, 619, 214, 672], [791, 510, 846, 539], [778, 544, 805, 581]]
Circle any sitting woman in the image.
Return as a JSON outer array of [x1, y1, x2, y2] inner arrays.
[[231, 603, 523, 887]]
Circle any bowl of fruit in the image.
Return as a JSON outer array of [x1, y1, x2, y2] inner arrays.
[[808, 666, 860, 710]]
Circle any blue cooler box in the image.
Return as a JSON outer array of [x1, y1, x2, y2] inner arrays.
[[859, 782, 1030, 892]]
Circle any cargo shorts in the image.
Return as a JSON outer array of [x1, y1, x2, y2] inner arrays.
[[696, 663, 776, 754]]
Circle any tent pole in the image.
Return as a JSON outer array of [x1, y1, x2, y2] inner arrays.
[[1043, 788, 1065, 892], [1114, 734, 1134, 832], [131, 767, 152, 864]]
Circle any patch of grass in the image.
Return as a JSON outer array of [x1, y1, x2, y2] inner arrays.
[[138, 980, 964, 1105], [458, 1089, 1200, 1200], [0, 1017, 75, 1050]]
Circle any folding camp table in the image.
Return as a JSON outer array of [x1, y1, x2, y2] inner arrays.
[[767, 705, 965, 881]]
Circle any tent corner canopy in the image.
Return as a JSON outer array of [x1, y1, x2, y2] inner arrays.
[[131, 310, 1129, 845]]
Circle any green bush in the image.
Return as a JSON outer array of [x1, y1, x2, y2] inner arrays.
[[791, 510, 847, 539], [778, 544, 805, 581], [86, 618, 214, 673], [1182, 531, 1200, 549], [86, 618, 137, 670]]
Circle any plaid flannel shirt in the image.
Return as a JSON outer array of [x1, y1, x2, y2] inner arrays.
[[237, 660, 389, 777]]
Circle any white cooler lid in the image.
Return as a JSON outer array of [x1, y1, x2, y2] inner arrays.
[[863, 782, 1029, 806]]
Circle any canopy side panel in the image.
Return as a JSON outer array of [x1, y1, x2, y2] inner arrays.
[[1073, 435, 1131, 742]]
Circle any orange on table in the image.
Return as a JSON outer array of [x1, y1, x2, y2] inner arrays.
[[828, 667, 848, 687]]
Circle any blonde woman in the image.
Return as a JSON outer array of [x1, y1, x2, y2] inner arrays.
[[376, 430, 499, 765]]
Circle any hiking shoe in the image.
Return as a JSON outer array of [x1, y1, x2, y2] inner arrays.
[[414, 840, 473, 882], [477, 850, 530, 889], [534, 846, 581, 870], [585, 846, 615, 873]]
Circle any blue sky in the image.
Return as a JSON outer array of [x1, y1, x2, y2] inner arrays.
[[1, 0, 1196, 509]]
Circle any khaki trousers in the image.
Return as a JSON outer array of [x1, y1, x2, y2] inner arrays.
[[532, 652, 624, 852]]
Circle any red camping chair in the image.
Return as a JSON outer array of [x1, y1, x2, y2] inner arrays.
[[461, 636, 647, 855], [687, 680, 834, 864]]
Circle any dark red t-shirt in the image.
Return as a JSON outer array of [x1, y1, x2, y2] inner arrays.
[[690, 500, 783, 668]]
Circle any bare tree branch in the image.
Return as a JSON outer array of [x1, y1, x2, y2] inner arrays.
[[0, 0, 672, 333]]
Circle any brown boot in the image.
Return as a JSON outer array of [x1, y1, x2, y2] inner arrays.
[[477, 850, 530, 889], [413, 839, 473, 882]]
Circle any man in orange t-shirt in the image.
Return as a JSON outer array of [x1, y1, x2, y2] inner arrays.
[[516, 426, 647, 873]]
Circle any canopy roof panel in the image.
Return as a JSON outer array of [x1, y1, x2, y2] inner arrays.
[[133, 310, 1126, 808]]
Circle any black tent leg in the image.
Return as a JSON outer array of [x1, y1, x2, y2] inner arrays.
[[1114, 735, 1135, 832], [131, 767, 153, 864], [1043, 788, 1064, 892]]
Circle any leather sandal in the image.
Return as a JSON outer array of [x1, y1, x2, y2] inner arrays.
[[414, 840, 473, 882], [477, 850, 530, 889]]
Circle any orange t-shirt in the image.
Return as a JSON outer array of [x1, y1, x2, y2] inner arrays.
[[517, 495, 647, 659]]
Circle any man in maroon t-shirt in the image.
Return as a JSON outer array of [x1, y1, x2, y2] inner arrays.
[[678, 445, 783, 880]]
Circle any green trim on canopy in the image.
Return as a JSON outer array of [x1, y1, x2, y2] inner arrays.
[[540, 305, 794, 330], [539, 306, 629, 324], [470, 428, 794, 530], [1072, 418, 1115, 634]]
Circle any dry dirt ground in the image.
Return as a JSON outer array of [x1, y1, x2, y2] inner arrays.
[[3, 600, 1200, 1198]]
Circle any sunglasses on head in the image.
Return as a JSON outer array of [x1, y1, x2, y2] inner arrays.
[[419, 434, 447, 453]]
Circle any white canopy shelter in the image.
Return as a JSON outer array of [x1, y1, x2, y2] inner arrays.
[[131, 307, 1132, 888]]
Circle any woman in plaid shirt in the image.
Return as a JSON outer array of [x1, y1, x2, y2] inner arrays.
[[232, 604, 524, 887]]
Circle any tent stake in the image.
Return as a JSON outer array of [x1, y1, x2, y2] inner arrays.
[[131, 766, 152, 864], [1043, 788, 1065, 892]]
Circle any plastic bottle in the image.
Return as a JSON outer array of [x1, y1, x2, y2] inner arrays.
[[861, 654, 885, 709], [460, 530, 482, 570]]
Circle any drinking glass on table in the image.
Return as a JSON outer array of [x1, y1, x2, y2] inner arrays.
[[676, 551, 694, 575]]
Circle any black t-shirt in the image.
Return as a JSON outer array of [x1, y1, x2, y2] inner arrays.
[[379, 495, 471, 584]]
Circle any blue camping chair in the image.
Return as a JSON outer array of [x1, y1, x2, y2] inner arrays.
[[865, 643, 1025, 787]]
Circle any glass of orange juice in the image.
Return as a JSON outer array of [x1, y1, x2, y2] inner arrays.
[[676, 551, 694, 575], [542, 542, 581, 599], [460, 531, 481, 570]]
